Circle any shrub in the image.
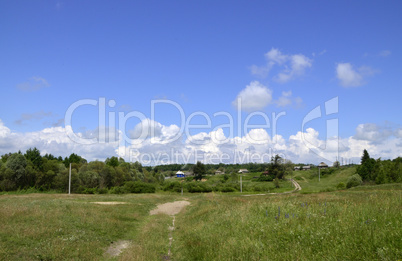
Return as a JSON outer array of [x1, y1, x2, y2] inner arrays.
[[347, 174, 363, 189], [217, 184, 238, 193], [273, 178, 280, 188], [83, 188, 98, 194], [220, 186, 236, 192], [257, 175, 274, 182], [186, 182, 212, 193], [163, 181, 183, 192], [97, 188, 108, 194], [123, 181, 156, 193], [109, 186, 126, 194], [336, 182, 346, 190]]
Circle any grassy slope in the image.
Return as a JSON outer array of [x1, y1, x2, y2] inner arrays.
[[171, 185, 402, 260], [292, 166, 356, 193]]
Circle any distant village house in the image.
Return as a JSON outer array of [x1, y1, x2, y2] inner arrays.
[[318, 162, 329, 169], [176, 171, 185, 178]]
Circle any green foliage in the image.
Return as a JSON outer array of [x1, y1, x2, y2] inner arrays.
[[356, 150, 401, 184], [257, 175, 274, 182], [24, 147, 43, 170], [105, 156, 119, 167], [185, 176, 194, 182], [356, 149, 376, 180], [163, 181, 183, 192], [273, 178, 280, 188], [333, 161, 340, 168], [123, 181, 156, 193], [193, 161, 206, 181], [347, 174, 362, 188], [336, 182, 346, 189], [186, 182, 212, 193]]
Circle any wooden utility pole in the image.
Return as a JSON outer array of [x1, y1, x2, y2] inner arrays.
[[68, 163, 71, 195]]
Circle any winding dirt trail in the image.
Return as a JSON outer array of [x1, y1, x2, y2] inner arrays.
[[150, 200, 191, 259], [243, 179, 301, 197]]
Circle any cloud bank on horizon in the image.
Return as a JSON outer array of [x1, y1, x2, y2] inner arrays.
[[0, 118, 400, 165]]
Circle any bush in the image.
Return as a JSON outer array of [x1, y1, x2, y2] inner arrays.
[[216, 183, 238, 193], [257, 175, 274, 182], [186, 182, 212, 193], [109, 186, 126, 194], [97, 188, 108, 194], [83, 188, 98, 194], [123, 181, 156, 193], [336, 182, 346, 190], [347, 174, 362, 189], [163, 181, 183, 192], [219, 186, 236, 192]]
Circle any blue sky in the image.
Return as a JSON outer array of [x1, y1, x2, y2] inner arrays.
[[0, 0, 401, 164]]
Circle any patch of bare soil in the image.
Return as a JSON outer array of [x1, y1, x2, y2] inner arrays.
[[105, 240, 130, 257], [92, 202, 128, 205], [150, 200, 190, 216]]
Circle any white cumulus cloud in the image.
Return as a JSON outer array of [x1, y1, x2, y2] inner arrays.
[[336, 63, 377, 87], [0, 118, 401, 165], [251, 48, 313, 83], [232, 81, 273, 112]]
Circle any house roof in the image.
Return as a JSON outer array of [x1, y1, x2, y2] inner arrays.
[[176, 171, 184, 174]]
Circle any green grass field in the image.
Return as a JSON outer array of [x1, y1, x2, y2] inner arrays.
[[1, 169, 401, 260]]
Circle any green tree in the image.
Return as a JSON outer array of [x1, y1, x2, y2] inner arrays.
[[193, 161, 206, 181], [357, 149, 375, 181], [64, 153, 87, 168], [269, 155, 286, 179], [100, 165, 115, 188], [25, 147, 43, 171], [5, 153, 28, 188], [333, 161, 340, 168], [105, 156, 119, 167]]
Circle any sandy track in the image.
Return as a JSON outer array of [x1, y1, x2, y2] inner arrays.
[[150, 200, 190, 216], [150, 200, 190, 259], [243, 179, 301, 196]]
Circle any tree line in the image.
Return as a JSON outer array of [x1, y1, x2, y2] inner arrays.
[[0, 148, 163, 193], [356, 149, 401, 184]]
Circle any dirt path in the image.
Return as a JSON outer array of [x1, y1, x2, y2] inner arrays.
[[149, 200, 190, 216], [150, 200, 190, 260], [243, 179, 301, 197]]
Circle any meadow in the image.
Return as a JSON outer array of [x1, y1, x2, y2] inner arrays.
[[0, 168, 401, 260]]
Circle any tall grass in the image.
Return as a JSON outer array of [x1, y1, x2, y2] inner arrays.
[[171, 185, 402, 260]]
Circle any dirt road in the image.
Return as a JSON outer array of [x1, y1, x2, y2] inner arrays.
[[243, 178, 301, 196]]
